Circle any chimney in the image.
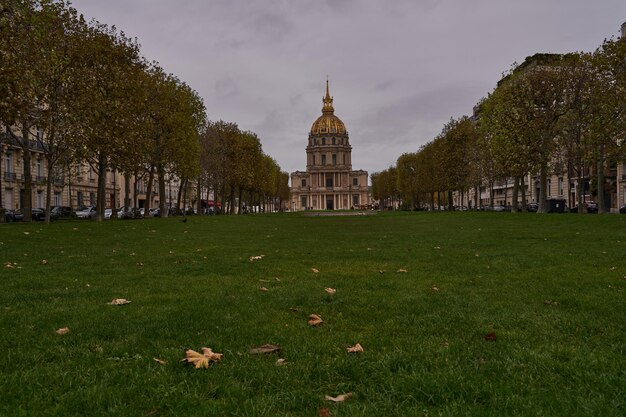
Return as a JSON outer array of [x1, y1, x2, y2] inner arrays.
[[622, 21, 626, 38]]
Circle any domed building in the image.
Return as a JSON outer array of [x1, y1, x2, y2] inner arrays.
[[290, 81, 369, 210]]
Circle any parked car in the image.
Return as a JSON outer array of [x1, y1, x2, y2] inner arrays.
[[104, 208, 113, 219], [585, 201, 598, 214], [12, 208, 45, 221], [4, 209, 16, 222], [526, 203, 538, 212], [620, 205, 626, 214], [492, 205, 507, 212], [76, 206, 96, 219], [50, 206, 73, 219]]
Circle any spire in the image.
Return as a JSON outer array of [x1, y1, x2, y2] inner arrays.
[[322, 77, 334, 114]]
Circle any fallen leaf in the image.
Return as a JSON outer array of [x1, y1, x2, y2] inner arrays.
[[181, 347, 223, 369], [318, 408, 332, 417], [136, 262, 144, 267], [324, 288, 336, 295], [249, 255, 265, 261], [475, 253, 480, 257], [276, 358, 287, 366], [346, 343, 363, 353], [259, 287, 269, 292], [55, 327, 70, 335], [250, 344, 281, 354], [431, 285, 440, 292], [4, 262, 15, 269], [23, 232, 30, 235], [543, 300, 559, 306], [484, 332, 497, 342], [434, 246, 441, 249], [308, 314, 324, 326], [107, 298, 131, 305], [397, 269, 407, 273], [311, 267, 320, 273], [379, 270, 385, 274], [441, 339, 449, 348], [41, 259, 49, 265], [325, 393, 352, 403], [153, 358, 167, 365]]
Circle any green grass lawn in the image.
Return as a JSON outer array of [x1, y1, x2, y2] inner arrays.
[[1, 212, 625, 416]]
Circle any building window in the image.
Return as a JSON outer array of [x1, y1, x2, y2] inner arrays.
[[301, 179, 306, 187], [53, 192, 61, 206], [77, 191, 83, 207], [353, 178, 358, 186], [5, 189, 12, 209], [321, 155, 326, 165], [558, 177, 563, 196], [343, 155, 346, 165], [36, 191, 44, 208], [547, 179, 551, 197], [312, 155, 316, 165], [89, 192, 95, 205], [4, 152, 13, 174], [301, 196, 307, 209], [332, 138, 335, 145], [322, 138, 326, 145], [332, 154, 337, 165], [326, 176, 333, 187], [352, 195, 359, 207]]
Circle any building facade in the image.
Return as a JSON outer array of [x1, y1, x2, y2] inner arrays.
[[290, 82, 369, 210]]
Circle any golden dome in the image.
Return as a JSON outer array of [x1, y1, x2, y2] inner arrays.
[[310, 80, 347, 135]]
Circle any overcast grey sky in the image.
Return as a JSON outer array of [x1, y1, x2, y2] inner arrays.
[[72, 0, 625, 177]]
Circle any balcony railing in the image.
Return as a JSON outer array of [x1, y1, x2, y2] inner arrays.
[[3, 171, 17, 180], [36, 175, 46, 183]]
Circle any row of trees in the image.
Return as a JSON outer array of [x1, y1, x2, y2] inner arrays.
[[0, 0, 288, 222], [373, 35, 626, 214]]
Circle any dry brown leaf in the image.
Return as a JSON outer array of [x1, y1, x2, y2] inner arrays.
[[55, 327, 69, 335], [379, 270, 385, 274], [250, 344, 281, 354], [259, 287, 269, 292], [324, 288, 336, 295], [318, 408, 332, 417], [441, 339, 449, 348], [308, 314, 324, 326], [4, 262, 15, 269], [23, 232, 30, 235], [107, 298, 131, 305], [543, 300, 559, 306], [311, 267, 320, 273], [136, 262, 144, 267], [397, 268, 407, 273], [41, 259, 49, 265], [276, 358, 287, 366], [153, 358, 167, 365], [249, 255, 265, 261], [431, 285, 440, 292], [181, 347, 223, 369], [346, 343, 363, 353], [484, 332, 497, 342], [324, 393, 352, 403]]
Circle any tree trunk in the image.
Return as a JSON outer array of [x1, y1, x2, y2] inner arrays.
[[96, 152, 107, 221], [0, 144, 3, 209], [577, 172, 584, 213], [176, 178, 184, 215], [67, 165, 73, 210], [520, 176, 527, 212], [196, 177, 202, 215], [145, 166, 155, 215], [447, 190, 453, 211], [538, 159, 548, 213], [474, 183, 480, 210], [489, 181, 494, 207], [45, 158, 54, 223], [511, 176, 519, 213], [159, 169, 168, 218], [124, 173, 131, 208], [237, 188, 243, 214], [597, 144, 606, 213], [20, 123, 33, 221]]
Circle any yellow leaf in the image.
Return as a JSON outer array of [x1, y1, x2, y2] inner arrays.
[[55, 327, 70, 335], [181, 347, 222, 369], [275, 358, 287, 366], [107, 298, 131, 305], [249, 255, 265, 261], [324, 288, 336, 295], [397, 269, 407, 273], [324, 393, 352, 403], [346, 343, 363, 353], [153, 358, 167, 365], [249, 344, 280, 354], [259, 287, 269, 292], [41, 259, 49, 265], [311, 268, 320, 273], [308, 314, 324, 326]]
